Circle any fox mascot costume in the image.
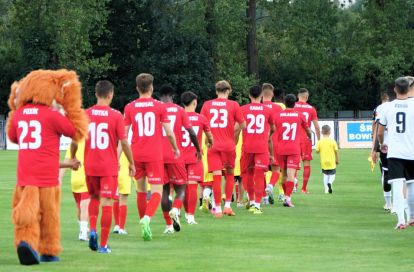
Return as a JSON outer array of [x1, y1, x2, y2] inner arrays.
[[7, 69, 88, 265]]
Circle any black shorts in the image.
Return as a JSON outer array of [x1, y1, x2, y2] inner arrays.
[[388, 158, 414, 182], [322, 169, 336, 175], [379, 152, 388, 170]]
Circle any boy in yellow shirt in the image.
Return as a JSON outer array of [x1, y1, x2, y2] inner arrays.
[[315, 125, 339, 194]]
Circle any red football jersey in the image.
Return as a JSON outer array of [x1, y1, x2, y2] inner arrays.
[[274, 109, 308, 155], [263, 101, 283, 148], [200, 98, 244, 152], [7, 104, 76, 187], [182, 112, 210, 164], [241, 103, 274, 154], [161, 102, 192, 164], [124, 97, 169, 162], [294, 101, 318, 141], [84, 105, 126, 176]]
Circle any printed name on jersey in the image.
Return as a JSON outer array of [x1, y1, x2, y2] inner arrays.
[[23, 108, 39, 115], [167, 107, 178, 112], [91, 109, 109, 116], [249, 105, 263, 111], [189, 116, 199, 121], [134, 101, 154, 107], [295, 104, 313, 109], [280, 112, 299, 117], [212, 101, 226, 106]]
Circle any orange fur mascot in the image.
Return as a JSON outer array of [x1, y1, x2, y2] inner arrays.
[[7, 69, 88, 265]]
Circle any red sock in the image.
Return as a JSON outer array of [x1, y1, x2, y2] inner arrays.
[[246, 171, 255, 201], [235, 182, 239, 202], [113, 201, 120, 226], [163, 211, 173, 225], [302, 166, 311, 191], [184, 186, 190, 213], [173, 198, 183, 210], [254, 169, 265, 204], [213, 175, 222, 206], [270, 171, 280, 187], [145, 192, 161, 218], [282, 182, 287, 193], [225, 174, 234, 202], [88, 197, 100, 231], [137, 192, 147, 219], [119, 205, 127, 229], [285, 180, 294, 197], [241, 173, 249, 192], [187, 184, 198, 215], [100, 205, 112, 247]]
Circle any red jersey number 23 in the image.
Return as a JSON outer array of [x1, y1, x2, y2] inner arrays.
[[210, 109, 228, 128]]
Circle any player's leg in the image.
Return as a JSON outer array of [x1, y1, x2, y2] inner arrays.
[[78, 193, 90, 241], [112, 197, 120, 233], [223, 150, 237, 216], [380, 152, 392, 211], [118, 194, 129, 234], [135, 162, 148, 219], [301, 160, 311, 193], [208, 149, 224, 217], [388, 159, 407, 229], [283, 155, 300, 207], [185, 181, 198, 224], [86, 176, 100, 251], [97, 176, 117, 253], [161, 182, 174, 234]]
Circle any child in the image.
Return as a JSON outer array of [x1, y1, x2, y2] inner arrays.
[[315, 125, 339, 194]]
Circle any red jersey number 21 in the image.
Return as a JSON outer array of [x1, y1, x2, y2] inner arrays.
[[282, 123, 297, 140]]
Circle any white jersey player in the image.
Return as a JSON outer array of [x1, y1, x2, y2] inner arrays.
[[378, 77, 414, 229]]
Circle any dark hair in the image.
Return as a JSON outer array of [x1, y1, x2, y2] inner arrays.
[[298, 88, 309, 95], [284, 93, 297, 108], [181, 91, 198, 106], [95, 80, 114, 98], [159, 84, 175, 97], [249, 85, 262, 98], [274, 87, 285, 100], [136, 73, 154, 93], [322, 125, 331, 134], [395, 77, 410, 95]]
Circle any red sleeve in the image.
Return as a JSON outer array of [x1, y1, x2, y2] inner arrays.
[[53, 112, 76, 138], [7, 116, 18, 143], [234, 102, 244, 123], [181, 109, 192, 129], [159, 104, 169, 123], [200, 103, 208, 118], [267, 108, 274, 125], [116, 112, 126, 140], [301, 115, 308, 130], [201, 115, 210, 132], [124, 104, 132, 126]]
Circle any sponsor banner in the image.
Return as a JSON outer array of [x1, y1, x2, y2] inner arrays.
[[338, 120, 372, 148], [6, 136, 72, 151], [311, 120, 335, 149]]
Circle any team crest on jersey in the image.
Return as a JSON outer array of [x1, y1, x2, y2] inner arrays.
[[189, 170, 194, 175], [148, 172, 154, 177]]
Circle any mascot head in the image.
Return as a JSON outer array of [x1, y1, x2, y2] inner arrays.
[[8, 69, 88, 141]]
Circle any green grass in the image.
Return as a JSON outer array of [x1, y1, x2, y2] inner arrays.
[[0, 149, 412, 272]]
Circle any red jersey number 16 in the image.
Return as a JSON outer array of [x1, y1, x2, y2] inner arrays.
[[89, 122, 109, 150]]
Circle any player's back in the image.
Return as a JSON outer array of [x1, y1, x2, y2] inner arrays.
[[162, 102, 191, 164], [294, 101, 317, 140], [124, 97, 168, 162], [263, 101, 283, 145], [85, 105, 125, 177], [182, 112, 209, 164], [8, 104, 76, 186], [200, 98, 244, 152], [274, 109, 307, 155], [241, 102, 273, 154], [381, 99, 414, 160]]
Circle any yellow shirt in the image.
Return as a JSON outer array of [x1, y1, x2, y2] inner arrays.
[[234, 135, 243, 177], [65, 141, 87, 193], [202, 134, 213, 182], [316, 137, 338, 170], [275, 102, 286, 110]]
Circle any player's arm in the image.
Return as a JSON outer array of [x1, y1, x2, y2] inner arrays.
[[268, 126, 275, 163], [70, 141, 78, 159], [377, 124, 386, 150], [186, 127, 202, 160], [120, 139, 136, 177], [162, 122, 180, 158], [234, 122, 242, 144], [312, 119, 320, 140], [335, 150, 339, 165], [204, 131, 213, 148], [7, 117, 18, 143], [59, 159, 81, 170], [315, 142, 320, 154]]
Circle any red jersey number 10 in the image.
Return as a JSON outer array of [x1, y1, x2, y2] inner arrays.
[[135, 112, 155, 137]]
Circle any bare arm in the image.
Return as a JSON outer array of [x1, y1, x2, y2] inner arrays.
[[335, 150, 339, 165], [120, 138, 136, 177], [234, 123, 242, 144], [186, 127, 202, 160], [70, 141, 78, 159], [204, 131, 213, 148], [305, 127, 312, 139], [312, 120, 320, 140], [162, 122, 179, 158]]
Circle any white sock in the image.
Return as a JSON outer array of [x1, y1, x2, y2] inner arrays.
[[143, 215, 151, 222], [407, 182, 414, 221], [405, 198, 410, 219], [384, 191, 392, 207], [80, 221, 88, 232], [392, 179, 406, 225], [171, 207, 179, 214], [323, 174, 329, 191], [224, 201, 231, 208], [215, 206, 222, 213], [255, 202, 261, 209], [267, 184, 273, 190], [330, 174, 336, 184], [203, 187, 212, 199]]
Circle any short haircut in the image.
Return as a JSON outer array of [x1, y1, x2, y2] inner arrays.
[[322, 125, 331, 134], [262, 83, 274, 91], [95, 80, 114, 98], [249, 85, 262, 98], [405, 76, 414, 87], [274, 87, 285, 100], [394, 77, 410, 95], [159, 84, 175, 97], [298, 88, 309, 95], [181, 91, 198, 106], [136, 73, 154, 93], [284, 94, 297, 108], [215, 80, 231, 93]]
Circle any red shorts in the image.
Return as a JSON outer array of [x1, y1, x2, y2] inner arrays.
[[186, 161, 204, 183], [86, 176, 118, 199], [207, 149, 236, 172], [241, 152, 269, 175], [300, 139, 313, 161], [72, 192, 90, 209], [135, 160, 164, 185], [164, 163, 187, 185], [277, 154, 301, 170]]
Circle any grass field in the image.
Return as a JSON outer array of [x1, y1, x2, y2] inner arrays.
[[0, 149, 412, 272]]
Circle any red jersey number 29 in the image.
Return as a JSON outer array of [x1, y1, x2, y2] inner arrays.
[[18, 120, 42, 150]]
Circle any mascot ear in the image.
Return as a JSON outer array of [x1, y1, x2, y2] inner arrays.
[[8, 81, 19, 112], [54, 69, 89, 141]]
